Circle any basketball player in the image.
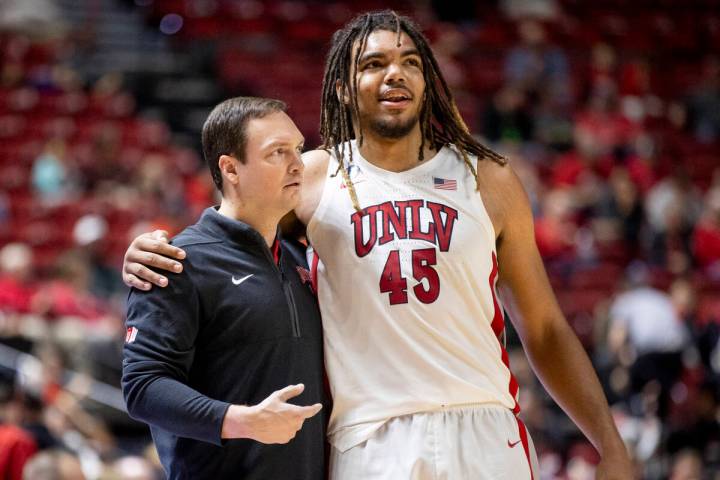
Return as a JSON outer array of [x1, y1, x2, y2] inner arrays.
[[122, 11, 633, 479]]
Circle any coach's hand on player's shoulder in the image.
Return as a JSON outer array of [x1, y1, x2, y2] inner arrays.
[[221, 384, 323, 444], [122, 230, 186, 291]]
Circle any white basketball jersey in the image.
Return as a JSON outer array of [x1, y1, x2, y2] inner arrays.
[[306, 141, 520, 452]]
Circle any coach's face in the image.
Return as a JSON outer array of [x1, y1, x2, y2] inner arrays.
[[232, 111, 304, 217], [351, 29, 426, 139]]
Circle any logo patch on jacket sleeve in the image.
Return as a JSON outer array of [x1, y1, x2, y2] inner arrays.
[[125, 326, 138, 343]]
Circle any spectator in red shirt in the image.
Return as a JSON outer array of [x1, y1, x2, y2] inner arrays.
[[33, 251, 109, 323], [623, 134, 658, 195], [575, 84, 639, 157], [0, 385, 38, 480], [535, 188, 578, 261], [0, 243, 36, 315]]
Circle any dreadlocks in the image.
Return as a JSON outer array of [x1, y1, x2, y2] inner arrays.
[[319, 10, 506, 211]]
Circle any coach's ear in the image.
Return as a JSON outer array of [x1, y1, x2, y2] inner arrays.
[[335, 80, 350, 105], [219, 154, 240, 187]]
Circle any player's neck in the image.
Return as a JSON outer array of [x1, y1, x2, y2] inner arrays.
[[217, 199, 280, 247], [358, 127, 437, 173]]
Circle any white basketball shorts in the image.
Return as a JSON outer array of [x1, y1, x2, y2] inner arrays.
[[329, 404, 539, 480]]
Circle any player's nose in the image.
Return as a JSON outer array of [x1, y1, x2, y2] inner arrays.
[[384, 61, 407, 84]]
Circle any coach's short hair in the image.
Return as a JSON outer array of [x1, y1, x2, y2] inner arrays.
[[201, 96, 287, 192]]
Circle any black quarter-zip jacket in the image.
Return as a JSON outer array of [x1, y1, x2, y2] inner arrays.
[[122, 207, 327, 479]]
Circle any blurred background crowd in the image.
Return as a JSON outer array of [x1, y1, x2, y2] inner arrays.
[[0, 0, 718, 478]]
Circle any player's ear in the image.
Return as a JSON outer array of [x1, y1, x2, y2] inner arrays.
[[335, 80, 350, 105], [218, 154, 240, 187]]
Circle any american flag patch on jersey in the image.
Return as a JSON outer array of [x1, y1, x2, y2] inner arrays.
[[125, 326, 138, 343], [433, 177, 457, 190]]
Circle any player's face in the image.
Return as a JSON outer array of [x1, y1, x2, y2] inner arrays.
[[351, 29, 426, 140], [236, 111, 305, 216]]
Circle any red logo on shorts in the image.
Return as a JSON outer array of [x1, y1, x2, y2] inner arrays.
[[507, 439, 521, 448]]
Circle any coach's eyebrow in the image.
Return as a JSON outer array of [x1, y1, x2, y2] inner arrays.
[[260, 139, 293, 151]]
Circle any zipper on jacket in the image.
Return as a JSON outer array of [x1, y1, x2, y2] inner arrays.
[[260, 239, 301, 338], [282, 278, 301, 337]]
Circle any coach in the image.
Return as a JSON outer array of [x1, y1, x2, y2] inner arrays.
[[121, 97, 326, 479]]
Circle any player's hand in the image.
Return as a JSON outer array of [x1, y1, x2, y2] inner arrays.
[[122, 230, 186, 290], [221, 384, 322, 444], [595, 449, 635, 480]]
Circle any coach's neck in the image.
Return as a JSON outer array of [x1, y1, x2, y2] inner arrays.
[[217, 197, 280, 247]]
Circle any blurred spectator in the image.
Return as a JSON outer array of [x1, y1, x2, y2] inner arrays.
[[564, 443, 600, 480], [183, 171, 217, 219], [593, 167, 644, 256], [647, 170, 700, 228], [666, 379, 720, 472], [551, 126, 610, 189], [531, 88, 574, 149], [619, 56, 652, 98], [18, 392, 59, 451], [504, 19, 570, 104], [534, 188, 578, 261], [684, 55, 720, 144], [104, 455, 159, 480], [611, 406, 662, 472], [22, 449, 85, 480], [91, 73, 136, 119], [0, 385, 38, 480], [72, 214, 124, 302], [0, 243, 36, 315], [667, 449, 704, 480], [32, 250, 110, 324], [692, 187, 720, 276], [623, 134, 658, 195], [585, 43, 618, 99], [31, 139, 78, 205], [645, 170, 702, 272], [609, 264, 688, 356], [670, 278, 719, 376], [430, 23, 469, 91], [17, 342, 117, 470], [608, 264, 689, 416], [0, 0, 65, 36], [481, 84, 534, 144], [500, 0, 561, 21], [77, 124, 127, 192], [574, 83, 638, 159], [133, 153, 188, 219]]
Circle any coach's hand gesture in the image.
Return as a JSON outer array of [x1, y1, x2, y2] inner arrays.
[[221, 384, 322, 444]]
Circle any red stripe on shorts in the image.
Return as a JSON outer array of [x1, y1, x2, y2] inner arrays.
[[516, 417, 535, 480]]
